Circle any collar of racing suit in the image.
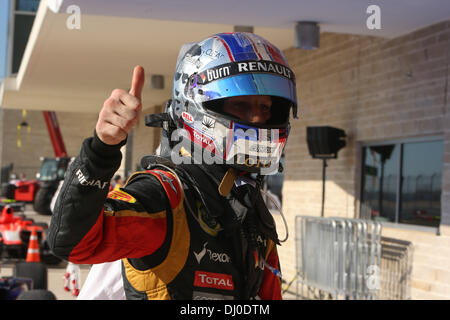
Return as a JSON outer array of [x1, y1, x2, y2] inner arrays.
[[140, 154, 279, 245]]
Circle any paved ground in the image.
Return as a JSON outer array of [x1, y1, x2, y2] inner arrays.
[[0, 204, 299, 300]]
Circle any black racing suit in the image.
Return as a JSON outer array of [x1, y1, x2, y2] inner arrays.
[[48, 132, 282, 300]]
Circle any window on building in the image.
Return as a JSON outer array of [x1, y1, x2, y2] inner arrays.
[[360, 138, 443, 228], [15, 0, 40, 12], [10, 0, 40, 74]]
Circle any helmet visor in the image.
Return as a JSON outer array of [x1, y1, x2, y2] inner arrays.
[[190, 72, 297, 108]]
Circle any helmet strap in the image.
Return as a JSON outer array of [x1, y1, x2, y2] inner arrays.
[[218, 167, 238, 197]]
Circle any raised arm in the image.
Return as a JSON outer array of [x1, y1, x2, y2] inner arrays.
[[47, 66, 176, 264]]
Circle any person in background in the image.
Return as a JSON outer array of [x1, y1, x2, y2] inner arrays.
[[111, 174, 124, 191]]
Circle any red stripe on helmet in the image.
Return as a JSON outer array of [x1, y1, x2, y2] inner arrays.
[[214, 36, 235, 62], [264, 42, 285, 65]]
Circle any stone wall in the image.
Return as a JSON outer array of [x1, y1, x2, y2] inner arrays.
[[278, 20, 450, 299], [0, 109, 98, 179]]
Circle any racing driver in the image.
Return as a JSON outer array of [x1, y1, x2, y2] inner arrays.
[[48, 32, 298, 300]]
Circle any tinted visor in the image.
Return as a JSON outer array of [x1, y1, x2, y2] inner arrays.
[[204, 96, 292, 127], [194, 72, 296, 104]]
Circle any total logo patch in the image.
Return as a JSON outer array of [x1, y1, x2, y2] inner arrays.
[[194, 271, 234, 291]]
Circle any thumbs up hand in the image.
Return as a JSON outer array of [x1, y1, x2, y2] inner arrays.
[[95, 65, 145, 145]]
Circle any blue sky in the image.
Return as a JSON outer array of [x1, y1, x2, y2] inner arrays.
[[0, 0, 10, 83]]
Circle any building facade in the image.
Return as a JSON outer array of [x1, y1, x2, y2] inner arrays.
[[276, 21, 450, 299]]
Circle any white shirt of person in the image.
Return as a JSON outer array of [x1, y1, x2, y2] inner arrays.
[[77, 260, 125, 300]]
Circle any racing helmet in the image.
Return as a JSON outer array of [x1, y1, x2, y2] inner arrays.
[[167, 32, 298, 174]]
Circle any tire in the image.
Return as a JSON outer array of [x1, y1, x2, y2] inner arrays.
[[14, 262, 48, 290], [6, 245, 25, 260], [0, 183, 9, 197], [33, 184, 57, 215], [3, 183, 16, 199], [17, 289, 56, 300]]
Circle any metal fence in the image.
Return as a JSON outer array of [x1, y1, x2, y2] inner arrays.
[[377, 236, 414, 300], [294, 216, 413, 300]]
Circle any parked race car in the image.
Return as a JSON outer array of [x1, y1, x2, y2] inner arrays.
[[0, 204, 61, 265]]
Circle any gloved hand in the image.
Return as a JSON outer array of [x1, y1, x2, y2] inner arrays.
[[63, 262, 81, 296]]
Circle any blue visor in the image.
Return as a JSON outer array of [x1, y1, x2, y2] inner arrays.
[[194, 73, 297, 107]]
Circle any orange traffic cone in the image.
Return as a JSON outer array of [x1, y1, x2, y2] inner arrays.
[[26, 227, 40, 262]]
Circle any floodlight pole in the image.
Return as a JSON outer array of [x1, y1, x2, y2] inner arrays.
[[321, 159, 327, 218]]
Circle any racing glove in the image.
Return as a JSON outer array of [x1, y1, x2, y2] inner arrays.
[[63, 262, 81, 296]]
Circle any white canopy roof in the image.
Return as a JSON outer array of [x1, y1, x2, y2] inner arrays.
[[1, 0, 450, 113]]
